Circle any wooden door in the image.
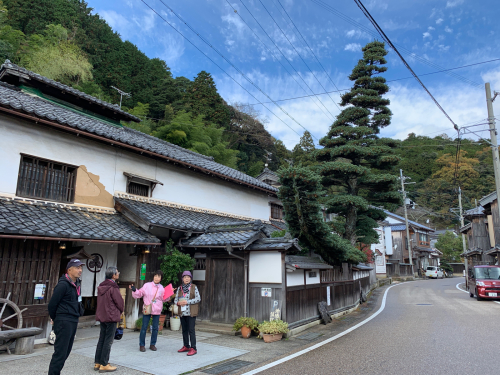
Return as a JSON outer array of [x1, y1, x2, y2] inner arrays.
[[209, 258, 244, 323]]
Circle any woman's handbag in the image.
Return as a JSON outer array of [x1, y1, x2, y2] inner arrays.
[[143, 287, 158, 315], [114, 327, 124, 340]]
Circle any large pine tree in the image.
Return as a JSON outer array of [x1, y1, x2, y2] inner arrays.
[[316, 41, 400, 246]]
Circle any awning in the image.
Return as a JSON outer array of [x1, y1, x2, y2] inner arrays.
[[0, 197, 160, 245], [285, 255, 333, 270]]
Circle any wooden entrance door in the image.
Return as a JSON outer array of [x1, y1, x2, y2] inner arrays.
[[209, 258, 244, 323]]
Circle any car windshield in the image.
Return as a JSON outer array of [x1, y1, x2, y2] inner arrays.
[[475, 268, 500, 280], [427, 267, 436, 271]]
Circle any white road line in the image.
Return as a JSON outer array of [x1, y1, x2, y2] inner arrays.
[[241, 283, 400, 375], [456, 281, 500, 304]]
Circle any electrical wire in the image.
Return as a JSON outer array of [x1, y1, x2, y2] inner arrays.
[[261, 0, 342, 112], [311, 0, 482, 88], [155, 0, 320, 139], [223, 0, 335, 123], [248, 59, 500, 106], [139, 0, 307, 139], [352, 0, 459, 132]]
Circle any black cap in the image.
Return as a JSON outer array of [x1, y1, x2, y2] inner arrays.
[[66, 259, 84, 269]]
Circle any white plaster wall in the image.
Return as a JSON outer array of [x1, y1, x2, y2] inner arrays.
[[249, 251, 282, 283], [0, 117, 270, 220], [79, 243, 118, 297], [384, 226, 393, 256], [305, 269, 320, 284], [116, 245, 136, 282], [193, 270, 205, 281], [286, 270, 304, 286]]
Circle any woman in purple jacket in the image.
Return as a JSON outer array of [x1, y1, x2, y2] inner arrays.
[[130, 270, 172, 352]]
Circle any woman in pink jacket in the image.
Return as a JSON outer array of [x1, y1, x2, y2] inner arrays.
[[129, 270, 172, 352]]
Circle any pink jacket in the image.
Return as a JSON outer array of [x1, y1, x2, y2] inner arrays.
[[132, 282, 166, 316]]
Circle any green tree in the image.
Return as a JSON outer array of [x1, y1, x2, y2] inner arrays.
[[316, 41, 400, 246], [21, 24, 93, 86], [278, 166, 366, 264], [158, 239, 195, 286], [184, 71, 231, 127], [435, 231, 464, 262], [292, 131, 316, 167]]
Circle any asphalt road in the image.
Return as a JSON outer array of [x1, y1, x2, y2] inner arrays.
[[253, 279, 500, 375]]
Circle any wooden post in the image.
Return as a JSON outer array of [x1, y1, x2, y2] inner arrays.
[[281, 252, 287, 322]]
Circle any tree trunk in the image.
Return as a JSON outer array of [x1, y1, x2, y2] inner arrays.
[[344, 176, 358, 246]]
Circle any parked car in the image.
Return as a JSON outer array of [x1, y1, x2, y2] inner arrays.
[[425, 266, 444, 279], [468, 265, 500, 301]]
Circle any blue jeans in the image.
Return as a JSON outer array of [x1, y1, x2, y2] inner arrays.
[[139, 314, 160, 347]]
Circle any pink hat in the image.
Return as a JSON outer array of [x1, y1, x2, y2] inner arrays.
[[182, 271, 192, 278]]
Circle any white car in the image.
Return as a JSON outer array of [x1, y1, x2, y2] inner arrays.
[[426, 266, 444, 279]]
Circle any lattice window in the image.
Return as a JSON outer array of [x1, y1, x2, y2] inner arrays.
[[127, 181, 149, 197], [16, 154, 77, 203], [194, 258, 206, 270], [270, 203, 284, 220]]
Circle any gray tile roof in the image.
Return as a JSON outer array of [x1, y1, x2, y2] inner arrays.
[[353, 263, 374, 271], [115, 197, 254, 232], [180, 229, 264, 248], [479, 191, 496, 207], [0, 72, 277, 193], [463, 206, 485, 216], [285, 255, 332, 269], [0, 60, 140, 122], [385, 210, 434, 232], [0, 197, 159, 244], [390, 224, 407, 231]]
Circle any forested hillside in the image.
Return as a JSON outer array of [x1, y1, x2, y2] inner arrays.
[[0, 0, 495, 229]]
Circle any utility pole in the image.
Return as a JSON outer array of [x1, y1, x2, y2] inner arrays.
[[400, 169, 414, 276], [458, 187, 468, 287], [486, 83, 500, 221], [111, 86, 131, 109]]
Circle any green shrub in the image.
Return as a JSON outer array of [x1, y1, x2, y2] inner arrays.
[[258, 320, 289, 334], [232, 317, 259, 331]]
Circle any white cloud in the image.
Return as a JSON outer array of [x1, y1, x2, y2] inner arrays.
[[345, 29, 371, 40], [446, 0, 465, 8], [423, 32, 432, 39], [445, 26, 453, 33], [365, 0, 388, 11], [99, 10, 131, 34], [428, 26, 435, 31], [436, 18, 444, 25], [438, 45, 450, 52], [344, 43, 362, 52]]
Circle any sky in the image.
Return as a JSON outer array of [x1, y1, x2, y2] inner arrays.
[[87, 0, 500, 148]]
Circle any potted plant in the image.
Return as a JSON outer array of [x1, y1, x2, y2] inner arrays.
[[233, 317, 259, 339], [258, 320, 289, 343]]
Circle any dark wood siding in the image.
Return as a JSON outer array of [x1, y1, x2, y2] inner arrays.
[[248, 284, 282, 322], [0, 238, 62, 339]]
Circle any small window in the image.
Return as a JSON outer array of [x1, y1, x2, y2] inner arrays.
[[309, 271, 317, 278], [270, 203, 284, 220], [127, 181, 149, 197], [16, 154, 77, 203]]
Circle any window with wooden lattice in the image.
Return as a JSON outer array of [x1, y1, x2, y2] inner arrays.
[[16, 154, 77, 203], [124, 172, 163, 198], [270, 203, 284, 220]]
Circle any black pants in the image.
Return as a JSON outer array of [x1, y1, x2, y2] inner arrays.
[[94, 322, 116, 366], [180, 316, 196, 350], [48, 319, 78, 375]]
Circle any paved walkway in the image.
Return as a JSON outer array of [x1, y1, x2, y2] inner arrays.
[[0, 283, 394, 375]]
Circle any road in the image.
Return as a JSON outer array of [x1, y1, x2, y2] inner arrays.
[[249, 279, 500, 375]]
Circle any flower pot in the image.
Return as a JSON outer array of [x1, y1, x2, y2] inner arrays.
[[262, 333, 283, 343], [170, 317, 181, 331], [241, 325, 252, 339], [158, 314, 167, 332]]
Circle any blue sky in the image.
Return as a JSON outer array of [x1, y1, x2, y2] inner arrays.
[[88, 0, 500, 148]]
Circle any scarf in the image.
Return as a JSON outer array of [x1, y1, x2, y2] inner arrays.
[[182, 282, 191, 295]]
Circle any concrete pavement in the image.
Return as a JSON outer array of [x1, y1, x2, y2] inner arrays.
[[244, 278, 500, 375]]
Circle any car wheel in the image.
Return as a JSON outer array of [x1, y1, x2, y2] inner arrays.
[[476, 290, 482, 301]]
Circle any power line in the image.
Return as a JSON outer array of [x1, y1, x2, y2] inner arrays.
[[223, 0, 335, 122], [248, 59, 500, 106], [311, 0, 482, 88], [353, 0, 459, 132], [257, 0, 341, 114], [155, 0, 318, 139], [139, 0, 305, 139]]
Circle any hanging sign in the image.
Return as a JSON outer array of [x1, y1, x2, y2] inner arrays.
[[261, 288, 272, 297], [140, 264, 146, 281], [34, 284, 46, 300]]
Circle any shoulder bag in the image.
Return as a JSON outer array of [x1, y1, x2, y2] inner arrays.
[[143, 287, 158, 315]]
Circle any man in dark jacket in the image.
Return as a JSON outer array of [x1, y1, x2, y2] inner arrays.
[[94, 266, 124, 373], [48, 259, 84, 375]]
